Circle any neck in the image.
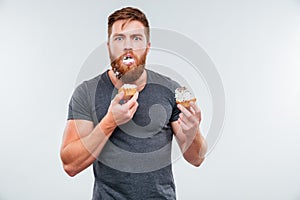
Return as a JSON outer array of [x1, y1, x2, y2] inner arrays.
[[108, 69, 147, 92]]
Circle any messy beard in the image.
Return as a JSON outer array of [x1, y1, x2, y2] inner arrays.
[[110, 50, 147, 83]]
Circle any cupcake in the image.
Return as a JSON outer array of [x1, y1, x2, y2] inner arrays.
[[118, 84, 137, 100], [175, 86, 196, 108]]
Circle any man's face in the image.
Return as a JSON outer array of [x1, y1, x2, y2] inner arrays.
[[108, 20, 150, 83]]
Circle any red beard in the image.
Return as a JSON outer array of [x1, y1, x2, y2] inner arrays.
[[110, 50, 147, 83]]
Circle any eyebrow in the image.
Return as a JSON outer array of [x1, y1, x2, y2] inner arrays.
[[131, 34, 143, 38], [112, 33, 125, 38], [112, 33, 144, 38]]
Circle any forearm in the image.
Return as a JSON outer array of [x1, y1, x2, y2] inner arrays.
[[182, 129, 207, 166], [176, 128, 207, 167], [61, 116, 117, 176]]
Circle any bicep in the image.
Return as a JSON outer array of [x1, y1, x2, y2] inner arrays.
[[61, 119, 94, 149]]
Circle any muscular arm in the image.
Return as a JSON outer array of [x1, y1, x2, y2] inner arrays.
[[60, 117, 116, 177], [171, 102, 207, 167], [60, 92, 139, 177]]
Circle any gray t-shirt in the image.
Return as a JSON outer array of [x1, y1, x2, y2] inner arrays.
[[68, 69, 181, 200]]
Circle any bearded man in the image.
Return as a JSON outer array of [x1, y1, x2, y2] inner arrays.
[[60, 7, 207, 200]]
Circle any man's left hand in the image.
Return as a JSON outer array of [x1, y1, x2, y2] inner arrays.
[[177, 101, 201, 138]]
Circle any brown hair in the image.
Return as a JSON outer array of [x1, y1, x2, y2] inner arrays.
[[108, 7, 150, 41]]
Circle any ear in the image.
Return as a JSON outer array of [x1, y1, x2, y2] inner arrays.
[[146, 42, 151, 54], [107, 41, 111, 53]]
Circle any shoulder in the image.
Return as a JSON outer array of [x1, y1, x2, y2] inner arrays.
[[73, 71, 107, 96], [80, 73, 103, 89], [146, 69, 180, 91]]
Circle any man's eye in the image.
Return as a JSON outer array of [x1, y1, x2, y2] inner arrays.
[[115, 37, 123, 41], [133, 36, 142, 41]]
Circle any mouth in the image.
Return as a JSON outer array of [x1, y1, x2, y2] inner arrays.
[[122, 54, 135, 66]]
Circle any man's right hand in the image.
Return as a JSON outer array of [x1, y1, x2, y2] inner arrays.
[[60, 91, 139, 177], [106, 91, 139, 126]]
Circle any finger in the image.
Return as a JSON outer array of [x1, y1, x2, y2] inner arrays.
[[187, 105, 196, 115], [179, 106, 200, 126], [112, 91, 124, 105], [177, 104, 192, 118], [178, 118, 189, 131], [189, 101, 201, 120], [130, 91, 139, 102], [125, 92, 139, 109], [129, 102, 139, 116], [179, 112, 190, 125], [179, 112, 198, 128], [190, 101, 200, 114]]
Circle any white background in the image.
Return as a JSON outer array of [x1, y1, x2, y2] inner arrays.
[[1, 0, 300, 199]]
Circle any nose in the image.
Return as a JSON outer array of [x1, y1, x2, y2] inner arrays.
[[123, 38, 133, 51]]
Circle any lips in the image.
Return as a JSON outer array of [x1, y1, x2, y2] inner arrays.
[[122, 54, 135, 66]]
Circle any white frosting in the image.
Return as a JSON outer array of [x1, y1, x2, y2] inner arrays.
[[175, 87, 194, 101], [122, 84, 137, 89], [123, 57, 134, 64]]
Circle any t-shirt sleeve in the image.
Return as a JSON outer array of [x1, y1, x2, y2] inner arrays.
[[170, 103, 181, 122], [67, 82, 93, 121], [169, 81, 181, 122]]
